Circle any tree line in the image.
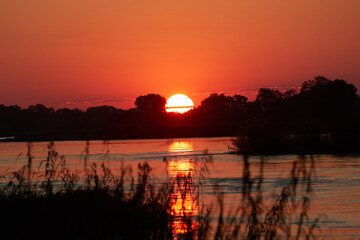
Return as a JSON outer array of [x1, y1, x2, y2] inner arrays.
[[1, 76, 359, 153]]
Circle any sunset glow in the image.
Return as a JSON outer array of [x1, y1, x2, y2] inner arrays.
[[0, 1, 359, 109], [167, 141, 197, 236], [168, 159, 197, 236], [166, 94, 194, 114], [169, 141, 193, 153], [1, 0, 360, 239]]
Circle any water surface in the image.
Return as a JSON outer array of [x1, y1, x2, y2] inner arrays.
[[0, 137, 359, 238]]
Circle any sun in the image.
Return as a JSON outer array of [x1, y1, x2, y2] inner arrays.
[[165, 94, 194, 114]]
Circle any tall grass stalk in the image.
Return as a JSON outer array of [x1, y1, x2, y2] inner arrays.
[[0, 141, 320, 240]]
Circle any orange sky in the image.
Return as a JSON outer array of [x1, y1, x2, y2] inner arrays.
[[1, 0, 359, 109]]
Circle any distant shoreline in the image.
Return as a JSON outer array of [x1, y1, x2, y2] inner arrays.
[[0, 134, 236, 143], [2, 134, 360, 156], [1, 77, 360, 155]]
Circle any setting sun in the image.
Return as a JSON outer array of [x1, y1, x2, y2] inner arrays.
[[165, 94, 194, 114]]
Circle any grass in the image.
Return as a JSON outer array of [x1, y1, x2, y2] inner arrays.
[[191, 155, 320, 240], [0, 142, 173, 240], [0, 141, 321, 239]]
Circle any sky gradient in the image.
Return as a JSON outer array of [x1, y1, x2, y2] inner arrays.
[[1, 0, 359, 109]]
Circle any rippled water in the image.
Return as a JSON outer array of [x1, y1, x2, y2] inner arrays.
[[0, 137, 359, 238]]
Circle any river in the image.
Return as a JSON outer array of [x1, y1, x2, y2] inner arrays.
[[0, 137, 359, 239]]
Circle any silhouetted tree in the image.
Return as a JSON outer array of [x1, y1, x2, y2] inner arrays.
[[298, 76, 358, 114], [199, 93, 234, 112], [1, 76, 359, 153], [255, 88, 284, 111], [283, 89, 297, 99], [233, 94, 248, 111], [27, 104, 54, 113], [86, 105, 118, 114], [56, 108, 83, 115], [300, 76, 331, 93], [256, 88, 283, 103], [135, 94, 166, 112]]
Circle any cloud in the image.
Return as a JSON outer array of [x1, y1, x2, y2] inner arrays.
[[60, 97, 135, 110]]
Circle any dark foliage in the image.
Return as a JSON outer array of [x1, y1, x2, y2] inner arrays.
[[0, 142, 320, 239], [1, 76, 359, 153], [0, 143, 173, 240], [135, 93, 167, 113]]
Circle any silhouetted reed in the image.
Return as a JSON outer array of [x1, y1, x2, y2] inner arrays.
[[192, 154, 320, 240], [0, 141, 320, 240], [0, 142, 173, 240]]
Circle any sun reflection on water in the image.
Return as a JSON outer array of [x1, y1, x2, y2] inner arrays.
[[168, 141, 193, 153], [167, 141, 197, 238]]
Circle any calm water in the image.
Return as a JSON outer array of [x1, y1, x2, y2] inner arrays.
[[0, 137, 359, 239]]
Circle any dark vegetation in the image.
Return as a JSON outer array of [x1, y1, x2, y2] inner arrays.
[[0, 142, 320, 239], [0, 142, 173, 240], [1, 76, 359, 154]]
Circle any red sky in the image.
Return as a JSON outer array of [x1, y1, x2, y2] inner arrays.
[[1, 0, 359, 110]]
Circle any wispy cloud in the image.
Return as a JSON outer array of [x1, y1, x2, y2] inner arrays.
[[60, 97, 135, 110]]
